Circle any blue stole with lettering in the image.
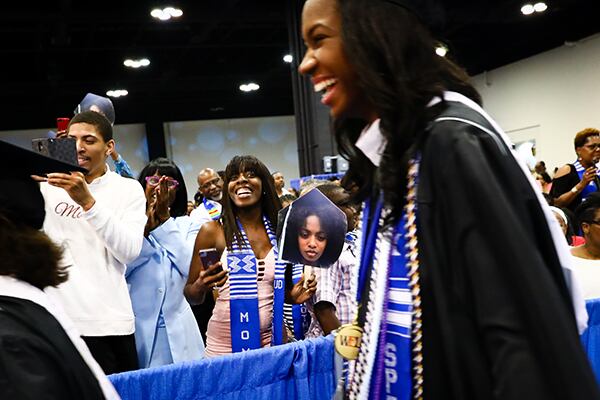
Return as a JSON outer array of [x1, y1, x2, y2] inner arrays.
[[369, 219, 412, 400], [360, 201, 412, 400], [269, 220, 286, 346], [228, 223, 261, 352], [290, 264, 311, 340], [228, 215, 285, 353], [573, 160, 599, 199]]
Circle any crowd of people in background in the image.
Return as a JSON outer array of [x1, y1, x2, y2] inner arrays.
[[2, 0, 600, 398], [4, 85, 600, 398]]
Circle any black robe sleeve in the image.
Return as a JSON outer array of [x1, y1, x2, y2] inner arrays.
[[0, 332, 73, 399], [0, 297, 106, 400], [418, 116, 600, 400]]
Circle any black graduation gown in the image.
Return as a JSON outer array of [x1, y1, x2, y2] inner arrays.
[[0, 295, 106, 400], [417, 102, 600, 399]]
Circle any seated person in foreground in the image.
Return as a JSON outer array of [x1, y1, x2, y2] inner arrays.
[[0, 140, 119, 399]]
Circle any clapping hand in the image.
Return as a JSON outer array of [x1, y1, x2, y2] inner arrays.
[[144, 176, 171, 236]]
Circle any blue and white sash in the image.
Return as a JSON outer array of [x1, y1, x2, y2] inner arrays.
[[349, 191, 416, 400], [368, 220, 413, 400], [203, 198, 222, 221], [283, 264, 311, 340], [573, 160, 600, 200], [271, 222, 286, 347], [228, 215, 285, 352]]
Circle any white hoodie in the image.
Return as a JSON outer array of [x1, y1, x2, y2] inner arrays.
[[41, 169, 147, 336]]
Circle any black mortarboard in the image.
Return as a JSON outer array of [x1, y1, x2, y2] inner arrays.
[[0, 140, 86, 229]]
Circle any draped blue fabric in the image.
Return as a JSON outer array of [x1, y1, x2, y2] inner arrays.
[[581, 298, 600, 384], [108, 336, 336, 400]]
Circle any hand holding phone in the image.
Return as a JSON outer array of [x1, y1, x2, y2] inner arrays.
[[56, 117, 70, 137], [199, 248, 223, 275]]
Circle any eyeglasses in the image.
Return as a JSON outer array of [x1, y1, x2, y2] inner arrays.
[[583, 143, 600, 151], [145, 175, 179, 189], [199, 177, 221, 191]]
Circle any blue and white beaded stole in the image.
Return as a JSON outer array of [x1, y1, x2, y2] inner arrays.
[[348, 156, 424, 400]]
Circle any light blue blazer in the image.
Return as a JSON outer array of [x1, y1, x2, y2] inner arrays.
[[126, 216, 205, 368]]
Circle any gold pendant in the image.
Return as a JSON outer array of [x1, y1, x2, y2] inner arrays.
[[334, 323, 363, 360]]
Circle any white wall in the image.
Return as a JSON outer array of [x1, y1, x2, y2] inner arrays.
[[0, 123, 149, 178], [471, 33, 600, 172], [165, 115, 299, 200]]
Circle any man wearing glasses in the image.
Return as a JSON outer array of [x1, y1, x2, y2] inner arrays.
[[190, 168, 223, 226], [39, 111, 147, 374]]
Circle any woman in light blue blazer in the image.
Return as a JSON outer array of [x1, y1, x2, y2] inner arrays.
[[127, 158, 205, 368]]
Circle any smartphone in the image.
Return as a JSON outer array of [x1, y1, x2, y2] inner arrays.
[[56, 117, 70, 137], [31, 137, 78, 166], [199, 248, 222, 274]]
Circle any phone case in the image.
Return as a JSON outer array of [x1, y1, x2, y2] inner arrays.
[[32, 137, 78, 166], [199, 248, 221, 272]]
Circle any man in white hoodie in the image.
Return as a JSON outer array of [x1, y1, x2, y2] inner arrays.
[[40, 111, 147, 374]]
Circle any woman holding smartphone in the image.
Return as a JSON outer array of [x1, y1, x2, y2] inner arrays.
[[126, 158, 204, 368], [185, 155, 316, 357]]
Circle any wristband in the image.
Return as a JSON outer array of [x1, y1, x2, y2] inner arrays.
[[571, 187, 579, 194]]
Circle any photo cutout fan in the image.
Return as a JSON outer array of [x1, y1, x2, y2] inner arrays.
[[277, 188, 347, 268]]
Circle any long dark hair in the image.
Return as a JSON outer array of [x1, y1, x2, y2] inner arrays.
[[222, 155, 282, 249], [335, 0, 481, 221], [138, 157, 188, 217]]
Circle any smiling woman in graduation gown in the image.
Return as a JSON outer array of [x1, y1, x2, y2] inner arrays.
[[298, 0, 599, 398]]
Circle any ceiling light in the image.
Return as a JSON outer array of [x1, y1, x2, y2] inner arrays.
[[239, 83, 260, 92], [435, 44, 448, 57], [283, 54, 293, 63], [150, 7, 183, 21], [533, 2, 547, 12], [150, 9, 163, 18], [106, 89, 128, 98], [521, 4, 535, 15], [123, 58, 151, 69], [164, 7, 183, 17]]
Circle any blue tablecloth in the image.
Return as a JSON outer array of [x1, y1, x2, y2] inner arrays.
[[582, 298, 600, 383], [108, 335, 336, 400]]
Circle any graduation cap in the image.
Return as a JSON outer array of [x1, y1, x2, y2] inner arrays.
[[74, 93, 116, 125], [277, 188, 347, 268], [0, 140, 86, 229]]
